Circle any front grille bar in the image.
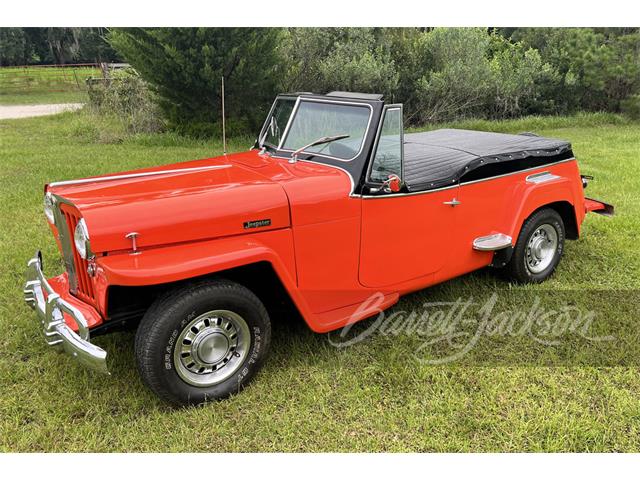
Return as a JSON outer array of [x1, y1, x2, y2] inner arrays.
[[51, 195, 79, 293], [50, 194, 96, 304]]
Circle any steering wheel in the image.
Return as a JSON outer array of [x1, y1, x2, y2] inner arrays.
[[329, 142, 357, 159]]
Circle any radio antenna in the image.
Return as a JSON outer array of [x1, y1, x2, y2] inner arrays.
[[221, 76, 227, 155]]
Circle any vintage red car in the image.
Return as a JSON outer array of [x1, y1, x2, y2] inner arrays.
[[24, 91, 613, 406]]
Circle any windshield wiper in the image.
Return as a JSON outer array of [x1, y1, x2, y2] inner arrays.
[[289, 134, 350, 164]]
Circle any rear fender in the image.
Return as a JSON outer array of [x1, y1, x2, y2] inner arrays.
[[506, 176, 579, 242]]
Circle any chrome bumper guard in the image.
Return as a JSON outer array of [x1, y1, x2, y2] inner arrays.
[[24, 251, 109, 374]]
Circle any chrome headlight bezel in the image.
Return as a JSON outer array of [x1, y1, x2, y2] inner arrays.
[[74, 218, 91, 259], [44, 192, 56, 224]]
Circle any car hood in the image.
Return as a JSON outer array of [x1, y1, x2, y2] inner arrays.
[[47, 155, 291, 254]]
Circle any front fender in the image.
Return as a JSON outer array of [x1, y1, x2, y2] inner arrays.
[[95, 227, 388, 334], [96, 229, 297, 288]]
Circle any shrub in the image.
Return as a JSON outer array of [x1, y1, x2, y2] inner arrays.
[[281, 28, 399, 100], [87, 69, 164, 134], [99, 27, 640, 134], [488, 35, 560, 118], [410, 28, 493, 123], [621, 94, 640, 120], [511, 28, 640, 113]]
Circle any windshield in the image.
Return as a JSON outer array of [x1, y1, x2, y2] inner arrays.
[[260, 98, 372, 161]]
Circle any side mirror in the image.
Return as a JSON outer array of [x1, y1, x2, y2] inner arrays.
[[384, 174, 402, 193]]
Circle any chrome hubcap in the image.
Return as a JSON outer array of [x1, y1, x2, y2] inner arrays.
[[194, 331, 229, 364], [525, 223, 558, 274], [174, 310, 250, 387]]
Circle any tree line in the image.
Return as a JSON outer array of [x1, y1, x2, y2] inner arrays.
[[0, 27, 119, 65], [2, 27, 639, 133]]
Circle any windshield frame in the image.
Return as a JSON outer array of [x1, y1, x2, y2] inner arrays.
[[365, 103, 404, 186], [255, 93, 386, 196], [258, 96, 374, 163], [257, 94, 299, 151]]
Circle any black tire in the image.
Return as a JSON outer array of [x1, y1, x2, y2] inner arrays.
[[504, 208, 565, 283], [135, 279, 271, 407]]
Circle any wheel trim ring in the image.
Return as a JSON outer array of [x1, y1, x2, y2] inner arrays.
[[173, 309, 251, 387], [525, 223, 558, 274]]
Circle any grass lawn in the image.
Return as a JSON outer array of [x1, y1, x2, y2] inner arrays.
[[0, 90, 88, 105], [0, 65, 97, 105], [0, 111, 639, 452]]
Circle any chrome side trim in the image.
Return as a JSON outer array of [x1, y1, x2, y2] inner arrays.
[[361, 157, 575, 199], [23, 251, 109, 374], [362, 179, 459, 198], [48, 164, 232, 188], [473, 233, 513, 251], [526, 171, 561, 184], [457, 157, 574, 188]]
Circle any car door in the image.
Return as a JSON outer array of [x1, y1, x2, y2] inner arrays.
[[359, 105, 458, 288]]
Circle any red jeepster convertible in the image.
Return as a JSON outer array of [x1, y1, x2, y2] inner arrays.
[[24, 92, 613, 406]]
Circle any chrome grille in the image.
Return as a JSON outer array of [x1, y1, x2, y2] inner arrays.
[[56, 201, 96, 304]]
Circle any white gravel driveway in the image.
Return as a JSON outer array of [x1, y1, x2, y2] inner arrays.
[[0, 103, 84, 120]]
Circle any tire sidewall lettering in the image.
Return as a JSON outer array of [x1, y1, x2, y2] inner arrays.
[[163, 309, 265, 384], [135, 280, 271, 406]]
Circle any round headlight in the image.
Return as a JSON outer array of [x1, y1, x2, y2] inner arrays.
[[74, 218, 90, 259], [44, 193, 56, 224]]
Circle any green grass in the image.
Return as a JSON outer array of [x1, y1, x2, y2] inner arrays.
[[0, 65, 97, 105], [0, 111, 639, 452], [0, 90, 88, 105]]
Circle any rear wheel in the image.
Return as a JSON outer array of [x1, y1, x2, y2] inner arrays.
[[135, 279, 271, 407], [504, 208, 565, 283]]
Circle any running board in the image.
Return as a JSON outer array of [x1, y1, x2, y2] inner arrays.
[[473, 233, 513, 251]]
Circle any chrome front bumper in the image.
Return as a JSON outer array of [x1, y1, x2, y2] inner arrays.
[[24, 251, 109, 374]]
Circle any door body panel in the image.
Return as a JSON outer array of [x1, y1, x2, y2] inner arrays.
[[444, 178, 512, 276], [359, 187, 459, 288]]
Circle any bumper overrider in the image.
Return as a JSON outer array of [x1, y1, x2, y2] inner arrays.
[[23, 251, 109, 374]]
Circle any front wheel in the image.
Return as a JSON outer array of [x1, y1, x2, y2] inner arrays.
[[135, 279, 271, 407], [504, 208, 565, 283]]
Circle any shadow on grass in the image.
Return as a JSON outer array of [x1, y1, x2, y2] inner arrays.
[[18, 263, 639, 418]]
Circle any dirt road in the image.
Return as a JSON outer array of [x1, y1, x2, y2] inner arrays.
[[0, 103, 84, 120]]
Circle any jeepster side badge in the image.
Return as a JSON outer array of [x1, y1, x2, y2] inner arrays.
[[244, 219, 271, 229]]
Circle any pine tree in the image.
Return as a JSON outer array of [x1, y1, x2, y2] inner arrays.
[[108, 28, 283, 136]]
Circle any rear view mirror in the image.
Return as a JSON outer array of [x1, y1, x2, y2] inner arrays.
[[385, 174, 402, 193]]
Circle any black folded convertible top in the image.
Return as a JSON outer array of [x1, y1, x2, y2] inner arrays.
[[403, 129, 572, 192]]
